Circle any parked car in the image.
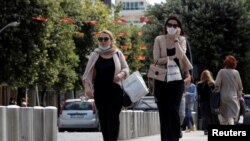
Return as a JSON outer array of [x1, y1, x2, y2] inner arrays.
[[244, 94, 250, 111], [243, 94, 250, 124], [133, 96, 158, 111], [58, 98, 100, 132]]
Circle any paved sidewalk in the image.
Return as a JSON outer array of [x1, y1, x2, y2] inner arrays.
[[124, 131, 207, 141], [57, 130, 207, 141]]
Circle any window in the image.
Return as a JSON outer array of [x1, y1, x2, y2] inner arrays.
[[135, 2, 138, 10], [131, 2, 134, 10], [138, 2, 144, 10], [64, 101, 93, 110]]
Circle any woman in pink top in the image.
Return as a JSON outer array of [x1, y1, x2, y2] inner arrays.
[[82, 30, 129, 141]]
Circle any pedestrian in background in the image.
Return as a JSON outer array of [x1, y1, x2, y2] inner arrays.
[[183, 77, 197, 132], [197, 69, 219, 135], [82, 30, 129, 141], [9, 97, 17, 105], [21, 97, 28, 107], [215, 55, 243, 125], [153, 14, 193, 141]]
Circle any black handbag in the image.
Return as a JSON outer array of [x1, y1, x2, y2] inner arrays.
[[239, 96, 247, 116], [121, 82, 133, 108], [210, 90, 220, 114], [122, 92, 133, 108]]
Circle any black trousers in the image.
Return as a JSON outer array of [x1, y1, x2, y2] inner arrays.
[[200, 101, 219, 132], [94, 83, 123, 141], [154, 80, 184, 141]]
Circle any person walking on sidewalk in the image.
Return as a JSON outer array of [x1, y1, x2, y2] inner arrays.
[[197, 69, 219, 135], [152, 14, 193, 141], [215, 55, 243, 125], [82, 30, 129, 141], [183, 77, 197, 132]]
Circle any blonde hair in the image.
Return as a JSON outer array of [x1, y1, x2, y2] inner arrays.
[[200, 69, 214, 84], [99, 29, 116, 47]]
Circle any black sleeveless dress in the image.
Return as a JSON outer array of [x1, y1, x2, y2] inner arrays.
[[93, 56, 123, 141]]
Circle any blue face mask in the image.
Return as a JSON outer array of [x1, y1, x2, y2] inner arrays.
[[98, 45, 111, 51]]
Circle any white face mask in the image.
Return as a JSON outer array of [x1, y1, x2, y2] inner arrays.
[[167, 27, 177, 35], [98, 45, 111, 51]]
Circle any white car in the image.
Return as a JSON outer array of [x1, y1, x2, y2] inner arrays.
[[58, 98, 100, 132]]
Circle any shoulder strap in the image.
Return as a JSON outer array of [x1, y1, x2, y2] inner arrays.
[[186, 39, 193, 77]]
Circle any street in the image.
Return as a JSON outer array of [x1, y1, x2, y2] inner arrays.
[[57, 130, 208, 141]]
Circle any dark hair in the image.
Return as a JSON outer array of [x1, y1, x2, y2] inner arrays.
[[163, 14, 184, 35]]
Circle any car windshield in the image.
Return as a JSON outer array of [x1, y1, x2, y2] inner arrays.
[[64, 101, 92, 110], [137, 99, 157, 109]]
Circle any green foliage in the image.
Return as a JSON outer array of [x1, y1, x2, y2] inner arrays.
[[60, 0, 116, 90], [0, 0, 79, 92], [143, 0, 250, 92], [0, 0, 153, 94], [115, 26, 146, 73]]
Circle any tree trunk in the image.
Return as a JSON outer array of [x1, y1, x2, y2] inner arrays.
[[17, 87, 25, 106]]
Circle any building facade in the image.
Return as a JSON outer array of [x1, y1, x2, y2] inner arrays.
[[115, 0, 150, 26]]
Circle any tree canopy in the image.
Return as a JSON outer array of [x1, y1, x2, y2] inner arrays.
[[143, 0, 250, 92], [0, 0, 147, 98]]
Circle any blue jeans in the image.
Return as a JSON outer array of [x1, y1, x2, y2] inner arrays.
[[184, 108, 194, 129]]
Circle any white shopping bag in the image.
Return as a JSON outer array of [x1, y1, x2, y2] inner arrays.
[[167, 59, 182, 82], [122, 71, 149, 103]]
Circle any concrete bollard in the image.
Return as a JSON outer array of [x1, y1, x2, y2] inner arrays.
[[145, 112, 150, 136], [44, 106, 57, 141], [151, 112, 156, 134], [20, 107, 33, 141], [155, 112, 160, 134], [118, 110, 127, 140], [152, 112, 159, 135], [127, 110, 134, 139], [7, 105, 20, 141], [132, 111, 143, 138], [154, 112, 160, 134], [148, 112, 154, 135], [118, 110, 134, 140], [1, 106, 57, 141], [33, 106, 45, 141], [0, 106, 7, 141], [138, 111, 144, 137], [143, 112, 148, 136]]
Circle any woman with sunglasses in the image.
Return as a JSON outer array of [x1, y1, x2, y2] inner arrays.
[[82, 30, 129, 141], [153, 14, 193, 141]]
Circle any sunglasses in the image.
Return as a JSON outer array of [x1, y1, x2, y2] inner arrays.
[[167, 23, 178, 28], [98, 37, 110, 42]]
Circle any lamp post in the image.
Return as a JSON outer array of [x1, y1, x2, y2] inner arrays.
[[0, 21, 20, 33]]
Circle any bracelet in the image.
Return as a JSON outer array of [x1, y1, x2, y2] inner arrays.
[[174, 39, 179, 43]]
